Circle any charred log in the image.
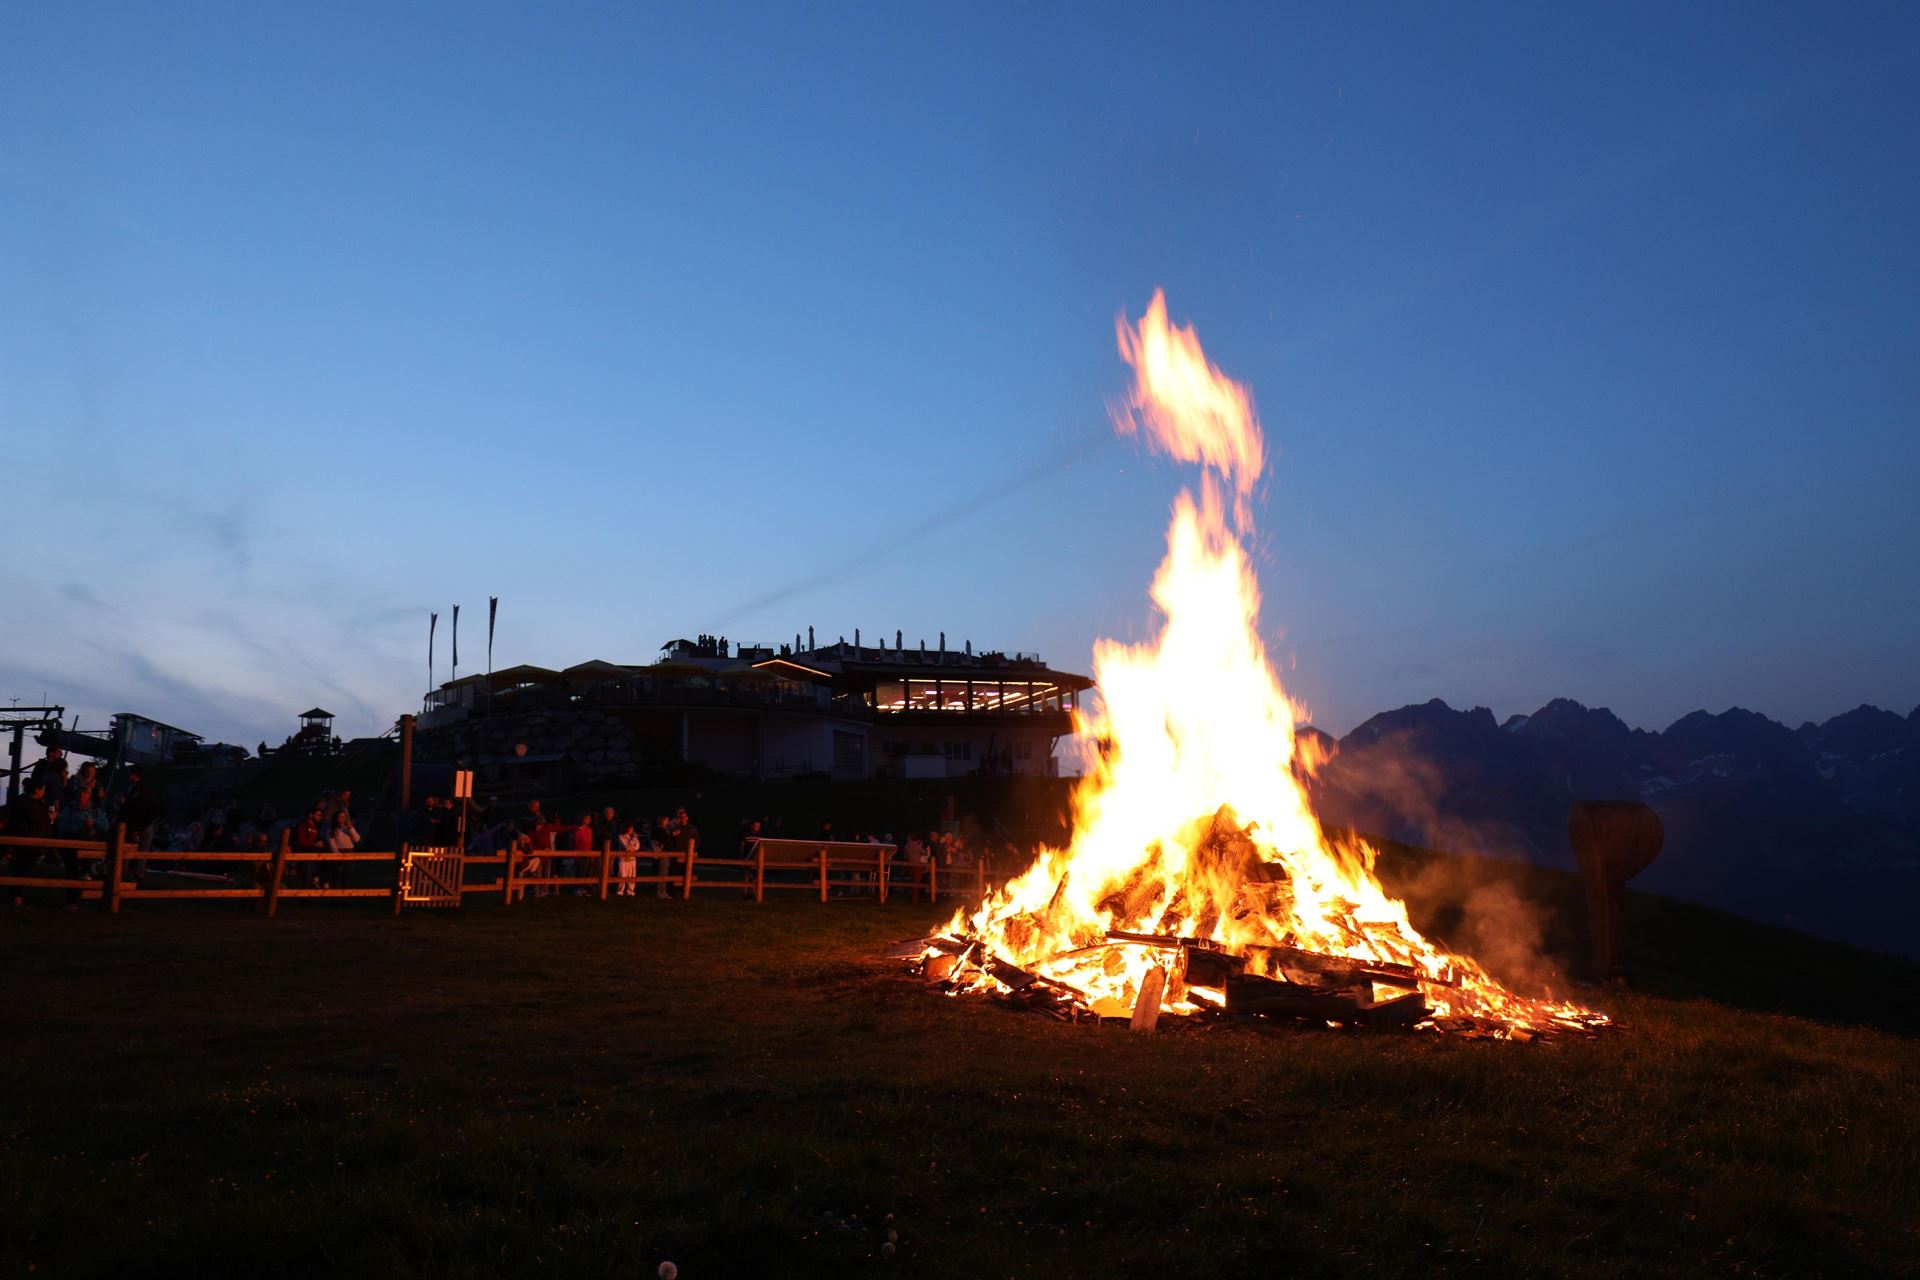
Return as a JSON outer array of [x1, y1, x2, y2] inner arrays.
[[1179, 946, 1248, 989], [1225, 973, 1364, 1022]]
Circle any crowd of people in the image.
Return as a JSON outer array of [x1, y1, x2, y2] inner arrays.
[[5, 747, 1013, 905], [1, 748, 381, 898], [447, 799, 1005, 902], [442, 796, 701, 901], [2, 748, 161, 904]]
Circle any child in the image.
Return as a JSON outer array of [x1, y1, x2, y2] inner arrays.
[[513, 833, 542, 902], [616, 821, 641, 896]]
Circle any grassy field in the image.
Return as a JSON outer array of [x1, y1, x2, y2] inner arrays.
[[2, 863, 1916, 1278]]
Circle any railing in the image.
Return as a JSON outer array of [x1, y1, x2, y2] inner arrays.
[[0, 829, 999, 912], [0, 827, 408, 914]]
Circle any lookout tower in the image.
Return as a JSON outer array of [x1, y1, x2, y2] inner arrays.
[[289, 707, 338, 756]]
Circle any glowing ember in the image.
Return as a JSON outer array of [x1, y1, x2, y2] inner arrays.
[[933, 290, 1606, 1038]]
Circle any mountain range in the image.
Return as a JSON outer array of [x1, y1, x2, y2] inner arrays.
[[1302, 699, 1920, 959]]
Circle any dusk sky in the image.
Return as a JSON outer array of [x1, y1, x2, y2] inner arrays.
[[4, 4, 1917, 750]]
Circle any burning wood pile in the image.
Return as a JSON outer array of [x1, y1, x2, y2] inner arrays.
[[904, 293, 1608, 1042]]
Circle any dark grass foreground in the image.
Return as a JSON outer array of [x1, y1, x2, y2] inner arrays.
[[2, 888, 1916, 1278]]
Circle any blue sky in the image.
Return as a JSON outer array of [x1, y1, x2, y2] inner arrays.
[[3, 3, 1917, 748]]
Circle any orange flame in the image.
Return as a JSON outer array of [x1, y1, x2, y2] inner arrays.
[[1113, 290, 1264, 530], [945, 290, 1604, 1036]]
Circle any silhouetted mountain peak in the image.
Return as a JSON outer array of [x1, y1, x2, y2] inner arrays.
[[1662, 707, 1802, 760], [1344, 699, 1502, 750], [1801, 705, 1908, 760], [1314, 692, 1919, 958], [1515, 698, 1636, 747]]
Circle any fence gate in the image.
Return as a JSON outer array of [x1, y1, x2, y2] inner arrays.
[[398, 848, 463, 907]]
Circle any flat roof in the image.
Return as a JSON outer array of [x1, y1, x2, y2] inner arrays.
[[110, 712, 204, 740], [834, 659, 1094, 691]]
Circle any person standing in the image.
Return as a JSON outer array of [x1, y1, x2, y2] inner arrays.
[[4, 778, 57, 905], [615, 821, 641, 896], [58, 764, 100, 840], [318, 789, 353, 833], [27, 748, 68, 817], [327, 798, 361, 853], [652, 815, 677, 898], [571, 813, 595, 895], [512, 832, 542, 902], [113, 766, 159, 882], [291, 804, 327, 888]]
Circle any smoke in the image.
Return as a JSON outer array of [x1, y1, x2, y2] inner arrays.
[[1383, 846, 1573, 997], [1310, 724, 1551, 866], [1307, 725, 1577, 994], [1454, 878, 1560, 995]]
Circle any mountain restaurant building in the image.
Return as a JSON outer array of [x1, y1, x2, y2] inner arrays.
[[419, 633, 1092, 782]]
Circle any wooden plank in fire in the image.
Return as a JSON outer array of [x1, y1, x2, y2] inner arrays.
[[1246, 943, 1439, 989], [982, 952, 1039, 991], [1129, 967, 1166, 1033], [923, 948, 971, 983], [1354, 990, 1430, 1027], [1103, 928, 1226, 950]]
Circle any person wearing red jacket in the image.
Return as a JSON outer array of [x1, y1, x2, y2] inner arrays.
[[291, 805, 327, 887]]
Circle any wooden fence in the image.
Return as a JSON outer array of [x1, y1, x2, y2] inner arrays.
[[0, 829, 998, 914]]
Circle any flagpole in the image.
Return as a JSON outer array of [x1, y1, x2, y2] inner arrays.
[[427, 611, 438, 715]]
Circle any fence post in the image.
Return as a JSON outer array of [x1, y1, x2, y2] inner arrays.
[[390, 842, 409, 915], [877, 848, 888, 903], [754, 843, 765, 903], [502, 841, 517, 908], [264, 829, 290, 918], [928, 859, 938, 903], [818, 850, 828, 902], [102, 824, 125, 914], [681, 842, 696, 900], [597, 841, 611, 901]]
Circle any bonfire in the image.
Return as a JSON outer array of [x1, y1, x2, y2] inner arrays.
[[915, 292, 1607, 1040]]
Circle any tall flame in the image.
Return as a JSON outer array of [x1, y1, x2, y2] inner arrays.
[[947, 290, 1602, 1036]]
